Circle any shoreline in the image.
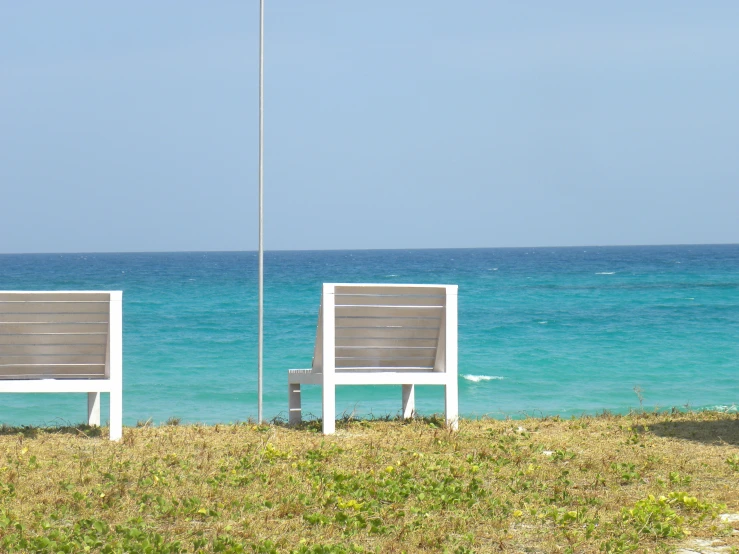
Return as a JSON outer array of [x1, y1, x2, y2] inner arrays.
[[3, 402, 739, 433]]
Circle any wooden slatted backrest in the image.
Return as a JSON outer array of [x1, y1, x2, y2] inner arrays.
[[312, 284, 456, 373], [0, 292, 116, 380]]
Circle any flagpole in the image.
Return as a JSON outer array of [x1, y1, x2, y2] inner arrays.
[[257, 0, 264, 424]]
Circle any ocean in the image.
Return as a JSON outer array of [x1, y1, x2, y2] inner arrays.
[[0, 245, 737, 427]]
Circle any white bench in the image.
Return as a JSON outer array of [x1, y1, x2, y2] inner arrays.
[[0, 291, 123, 440], [288, 283, 458, 434]]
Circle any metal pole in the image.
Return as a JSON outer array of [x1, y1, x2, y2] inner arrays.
[[258, 0, 264, 424]]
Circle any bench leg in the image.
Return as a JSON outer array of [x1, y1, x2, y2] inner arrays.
[[402, 384, 415, 419], [445, 380, 459, 431], [109, 385, 123, 441], [289, 383, 302, 425], [322, 382, 335, 435], [87, 392, 101, 427]]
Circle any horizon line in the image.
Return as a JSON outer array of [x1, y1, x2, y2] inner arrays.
[[1, 242, 738, 256]]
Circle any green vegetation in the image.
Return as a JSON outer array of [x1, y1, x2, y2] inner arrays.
[[0, 411, 737, 553]]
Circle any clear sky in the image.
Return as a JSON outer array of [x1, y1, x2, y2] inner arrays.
[[1, 1, 738, 253]]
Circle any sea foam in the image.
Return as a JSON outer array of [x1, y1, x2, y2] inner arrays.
[[462, 374, 504, 383], [708, 404, 738, 413]]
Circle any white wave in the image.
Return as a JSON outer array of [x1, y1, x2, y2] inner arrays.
[[708, 404, 738, 413], [539, 321, 548, 324], [595, 272, 615, 275], [462, 374, 504, 383], [386, 274, 398, 277]]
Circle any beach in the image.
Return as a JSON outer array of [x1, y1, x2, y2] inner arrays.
[[4, 2, 739, 550]]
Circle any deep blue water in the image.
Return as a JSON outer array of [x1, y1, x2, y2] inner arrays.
[[0, 245, 737, 427]]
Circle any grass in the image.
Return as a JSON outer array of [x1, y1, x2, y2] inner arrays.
[[0, 411, 738, 553]]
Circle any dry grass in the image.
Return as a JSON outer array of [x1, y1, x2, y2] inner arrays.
[[1, 411, 738, 553]]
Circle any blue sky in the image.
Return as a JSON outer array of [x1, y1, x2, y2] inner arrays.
[[1, 1, 738, 253]]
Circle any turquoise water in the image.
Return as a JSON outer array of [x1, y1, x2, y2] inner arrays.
[[0, 245, 737, 427]]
